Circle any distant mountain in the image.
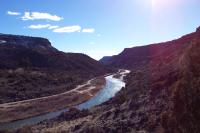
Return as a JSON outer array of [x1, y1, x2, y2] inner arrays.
[[0, 34, 112, 103], [99, 56, 112, 64]]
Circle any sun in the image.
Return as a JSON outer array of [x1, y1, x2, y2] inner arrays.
[[151, 0, 156, 7], [151, 0, 180, 9], [151, 0, 166, 8], [151, 0, 177, 10]]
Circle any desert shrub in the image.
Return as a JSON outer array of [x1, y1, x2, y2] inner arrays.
[[15, 126, 32, 133], [59, 107, 90, 121], [161, 41, 200, 133]]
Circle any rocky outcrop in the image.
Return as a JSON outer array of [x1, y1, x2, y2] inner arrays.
[[196, 26, 200, 32], [0, 34, 56, 51]]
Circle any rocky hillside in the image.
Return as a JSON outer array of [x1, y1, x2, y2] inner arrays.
[[0, 34, 112, 104], [82, 27, 200, 133], [30, 26, 200, 133]]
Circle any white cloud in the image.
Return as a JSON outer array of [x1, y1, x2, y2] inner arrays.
[[82, 28, 95, 33], [26, 23, 95, 34], [22, 12, 63, 21], [53, 25, 81, 33], [28, 24, 51, 29], [27, 24, 59, 30], [7, 11, 21, 16]]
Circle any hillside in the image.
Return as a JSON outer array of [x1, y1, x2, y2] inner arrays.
[[82, 27, 200, 133], [31, 26, 200, 133], [0, 34, 112, 104]]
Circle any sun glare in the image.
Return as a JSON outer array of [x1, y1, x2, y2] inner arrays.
[[151, 0, 156, 7], [151, 0, 182, 10], [151, 0, 168, 8]]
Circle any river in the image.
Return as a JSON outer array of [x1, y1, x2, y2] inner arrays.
[[0, 70, 130, 131]]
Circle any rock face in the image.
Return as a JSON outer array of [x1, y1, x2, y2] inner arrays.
[[0, 34, 112, 103], [34, 26, 200, 133], [0, 34, 56, 51], [196, 26, 200, 32]]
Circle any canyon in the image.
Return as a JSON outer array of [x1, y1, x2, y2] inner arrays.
[[0, 26, 200, 133]]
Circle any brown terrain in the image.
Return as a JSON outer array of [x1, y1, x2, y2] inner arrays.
[[0, 34, 112, 104], [0, 76, 106, 123], [23, 26, 200, 133]]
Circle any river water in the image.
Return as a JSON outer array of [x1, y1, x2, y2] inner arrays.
[[0, 70, 130, 130]]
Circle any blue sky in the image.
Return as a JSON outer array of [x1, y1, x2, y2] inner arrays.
[[0, 0, 200, 60]]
